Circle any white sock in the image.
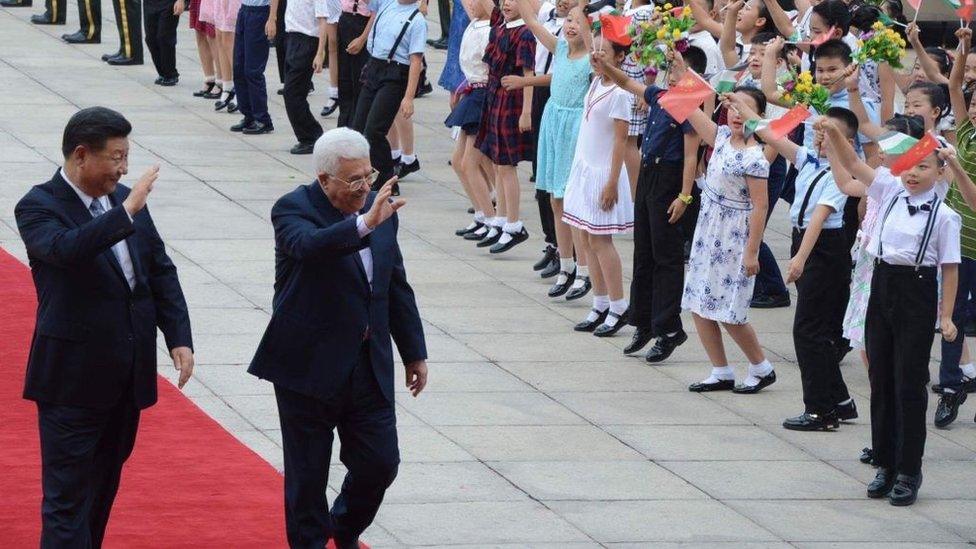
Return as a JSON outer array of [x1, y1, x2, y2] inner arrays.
[[701, 366, 735, 384], [503, 220, 523, 233], [328, 85, 339, 99], [391, 149, 402, 160], [472, 225, 488, 236], [742, 360, 773, 387], [402, 153, 417, 164], [484, 226, 499, 238], [204, 74, 215, 83], [571, 266, 589, 289], [474, 211, 485, 223], [462, 220, 479, 231], [497, 231, 513, 245], [961, 363, 976, 378], [491, 216, 506, 228], [603, 298, 629, 327], [586, 295, 610, 322], [559, 258, 576, 274], [223, 80, 234, 92]]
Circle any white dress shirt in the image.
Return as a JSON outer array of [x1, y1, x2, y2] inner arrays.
[[62, 168, 136, 289], [687, 30, 724, 78], [866, 167, 962, 268], [458, 19, 491, 84], [354, 214, 374, 287], [286, 0, 330, 37]]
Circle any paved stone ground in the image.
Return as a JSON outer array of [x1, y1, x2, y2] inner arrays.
[[2, 4, 976, 547]]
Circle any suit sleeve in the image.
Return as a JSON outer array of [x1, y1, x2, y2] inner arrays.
[[387, 214, 427, 364], [143, 207, 193, 351], [15, 191, 135, 268], [272, 195, 368, 262]]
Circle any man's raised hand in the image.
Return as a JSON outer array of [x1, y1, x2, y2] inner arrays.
[[363, 177, 406, 229], [123, 164, 159, 217]]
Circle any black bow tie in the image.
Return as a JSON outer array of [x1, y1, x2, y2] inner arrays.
[[905, 197, 932, 216]]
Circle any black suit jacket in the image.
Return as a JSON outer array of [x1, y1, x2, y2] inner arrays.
[[248, 182, 426, 403], [14, 170, 193, 410]]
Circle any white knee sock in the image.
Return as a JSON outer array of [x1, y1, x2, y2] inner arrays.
[[586, 295, 610, 322], [603, 298, 629, 327]]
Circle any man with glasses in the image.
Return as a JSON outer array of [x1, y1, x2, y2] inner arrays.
[[249, 127, 428, 548]]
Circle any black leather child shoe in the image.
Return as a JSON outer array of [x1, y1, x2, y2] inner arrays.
[[574, 309, 609, 332]]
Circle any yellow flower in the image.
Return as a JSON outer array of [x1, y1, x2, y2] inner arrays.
[[657, 28, 667, 40], [682, 5, 692, 16], [873, 21, 885, 30], [782, 92, 793, 103], [664, 2, 672, 9], [673, 29, 682, 39]]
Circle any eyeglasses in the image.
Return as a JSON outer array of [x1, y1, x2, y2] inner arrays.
[[97, 152, 128, 166], [331, 169, 378, 191]]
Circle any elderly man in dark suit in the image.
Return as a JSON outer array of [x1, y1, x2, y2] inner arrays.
[[249, 127, 427, 549], [14, 107, 194, 548]]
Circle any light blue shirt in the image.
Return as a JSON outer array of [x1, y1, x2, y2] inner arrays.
[[366, 0, 427, 65], [802, 89, 879, 153], [790, 147, 847, 230]]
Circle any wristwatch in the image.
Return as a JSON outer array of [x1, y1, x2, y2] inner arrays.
[[678, 193, 694, 205]]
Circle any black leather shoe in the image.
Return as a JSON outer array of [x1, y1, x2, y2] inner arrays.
[[226, 99, 239, 113], [625, 327, 655, 355], [548, 270, 575, 297], [157, 76, 178, 86], [230, 118, 253, 132], [241, 121, 274, 135], [464, 225, 490, 241], [62, 31, 99, 43], [0, 0, 32, 7], [860, 447, 876, 465], [456, 221, 484, 237], [489, 227, 529, 254], [428, 37, 449, 50], [594, 308, 629, 337], [215, 90, 236, 111], [416, 80, 434, 97], [750, 292, 791, 308], [932, 376, 976, 394], [193, 81, 218, 97], [645, 330, 688, 363], [733, 370, 777, 394], [539, 256, 560, 279], [889, 473, 922, 506], [320, 98, 339, 117], [476, 227, 502, 247], [835, 399, 859, 421], [397, 158, 420, 179], [574, 309, 609, 332], [31, 13, 63, 24], [565, 276, 591, 301], [106, 55, 143, 65], [533, 245, 557, 271], [782, 411, 839, 431], [101, 50, 121, 61], [867, 468, 897, 498], [290, 142, 315, 155], [934, 390, 967, 428], [203, 84, 223, 99], [689, 378, 735, 392]]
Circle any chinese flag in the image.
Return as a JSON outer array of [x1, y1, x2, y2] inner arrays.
[[890, 132, 940, 176], [600, 14, 633, 46], [659, 70, 713, 123], [958, 0, 974, 21], [767, 105, 811, 139], [907, 0, 922, 11], [809, 26, 836, 47]]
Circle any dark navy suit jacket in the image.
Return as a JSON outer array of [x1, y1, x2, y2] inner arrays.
[[14, 170, 193, 410], [248, 182, 427, 403]]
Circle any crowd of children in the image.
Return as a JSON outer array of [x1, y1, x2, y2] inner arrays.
[[442, 0, 976, 506]]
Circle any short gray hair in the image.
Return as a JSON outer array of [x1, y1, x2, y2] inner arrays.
[[313, 127, 370, 176]]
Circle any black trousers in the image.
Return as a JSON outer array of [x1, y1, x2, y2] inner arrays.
[[629, 159, 685, 334], [37, 396, 141, 549], [77, 0, 101, 40], [275, 349, 399, 548], [111, 0, 143, 61], [336, 13, 370, 128], [233, 5, 273, 125], [353, 59, 409, 189], [435, 0, 450, 40], [866, 261, 936, 476], [274, 0, 288, 84], [284, 32, 324, 144], [144, 3, 180, 78], [530, 86, 556, 246], [791, 228, 852, 414], [42, 0, 66, 23]]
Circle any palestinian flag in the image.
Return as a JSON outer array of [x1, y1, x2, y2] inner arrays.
[[712, 70, 739, 94], [890, 133, 940, 176], [743, 105, 812, 139], [876, 130, 919, 155]]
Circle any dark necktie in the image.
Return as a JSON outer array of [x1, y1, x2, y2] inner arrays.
[[89, 198, 105, 217], [905, 197, 932, 216]]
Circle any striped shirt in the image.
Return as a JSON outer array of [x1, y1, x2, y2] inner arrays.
[[948, 120, 976, 259]]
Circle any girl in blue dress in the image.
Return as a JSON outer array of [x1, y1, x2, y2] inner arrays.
[[438, 0, 472, 92]]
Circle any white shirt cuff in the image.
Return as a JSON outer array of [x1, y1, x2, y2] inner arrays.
[[356, 214, 374, 237]]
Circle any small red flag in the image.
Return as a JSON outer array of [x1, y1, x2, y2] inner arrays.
[[958, 0, 974, 21], [890, 132, 940, 176], [600, 14, 633, 46], [809, 26, 836, 47], [907, 0, 922, 10], [659, 70, 713, 123], [762, 105, 812, 139]]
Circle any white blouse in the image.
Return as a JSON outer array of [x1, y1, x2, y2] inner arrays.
[[458, 19, 491, 85]]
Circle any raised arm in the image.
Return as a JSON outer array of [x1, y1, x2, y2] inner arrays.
[[761, 36, 786, 106], [819, 119, 877, 190], [689, 0, 723, 39], [907, 22, 950, 85], [759, 0, 796, 42], [725, 91, 802, 159], [845, 65, 885, 140], [951, 28, 971, 132], [942, 147, 976, 210], [686, 104, 718, 146], [593, 49, 647, 97], [518, 0, 558, 53], [720, 0, 744, 69]]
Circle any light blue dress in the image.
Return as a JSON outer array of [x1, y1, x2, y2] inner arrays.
[[437, 0, 470, 92], [534, 38, 591, 198]]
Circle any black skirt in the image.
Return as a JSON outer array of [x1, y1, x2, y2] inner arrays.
[[444, 87, 486, 135]]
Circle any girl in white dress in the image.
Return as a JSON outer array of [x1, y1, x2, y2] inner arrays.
[[562, 35, 634, 337], [681, 83, 777, 394]]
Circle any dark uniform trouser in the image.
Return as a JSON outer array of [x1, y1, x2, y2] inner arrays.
[[435, 0, 450, 40], [284, 32, 325, 145], [42, 0, 67, 23], [940, 257, 976, 390], [791, 228, 852, 414], [866, 261, 937, 476], [78, 0, 102, 39], [233, 5, 273, 125], [530, 85, 556, 246], [629, 159, 684, 335], [353, 59, 409, 189], [337, 12, 370, 128], [38, 396, 141, 549], [111, 0, 143, 61], [274, 0, 288, 84], [275, 347, 399, 548], [144, 2, 180, 78]]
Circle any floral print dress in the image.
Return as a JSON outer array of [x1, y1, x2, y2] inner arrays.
[[682, 126, 769, 324]]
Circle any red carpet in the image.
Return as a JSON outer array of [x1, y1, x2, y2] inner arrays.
[[0, 248, 366, 548]]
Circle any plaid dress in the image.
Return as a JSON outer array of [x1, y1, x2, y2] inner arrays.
[[475, 8, 536, 165]]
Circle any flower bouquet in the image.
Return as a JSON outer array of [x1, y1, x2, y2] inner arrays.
[[853, 21, 907, 69], [628, 3, 695, 76], [781, 70, 831, 114]]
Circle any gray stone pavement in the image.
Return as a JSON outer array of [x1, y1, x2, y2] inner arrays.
[[1, 4, 976, 547]]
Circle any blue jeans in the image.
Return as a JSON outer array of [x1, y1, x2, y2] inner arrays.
[[753, 156, 788, 299], [940, 257, 976, 390], [233, 5, 272, 126]]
